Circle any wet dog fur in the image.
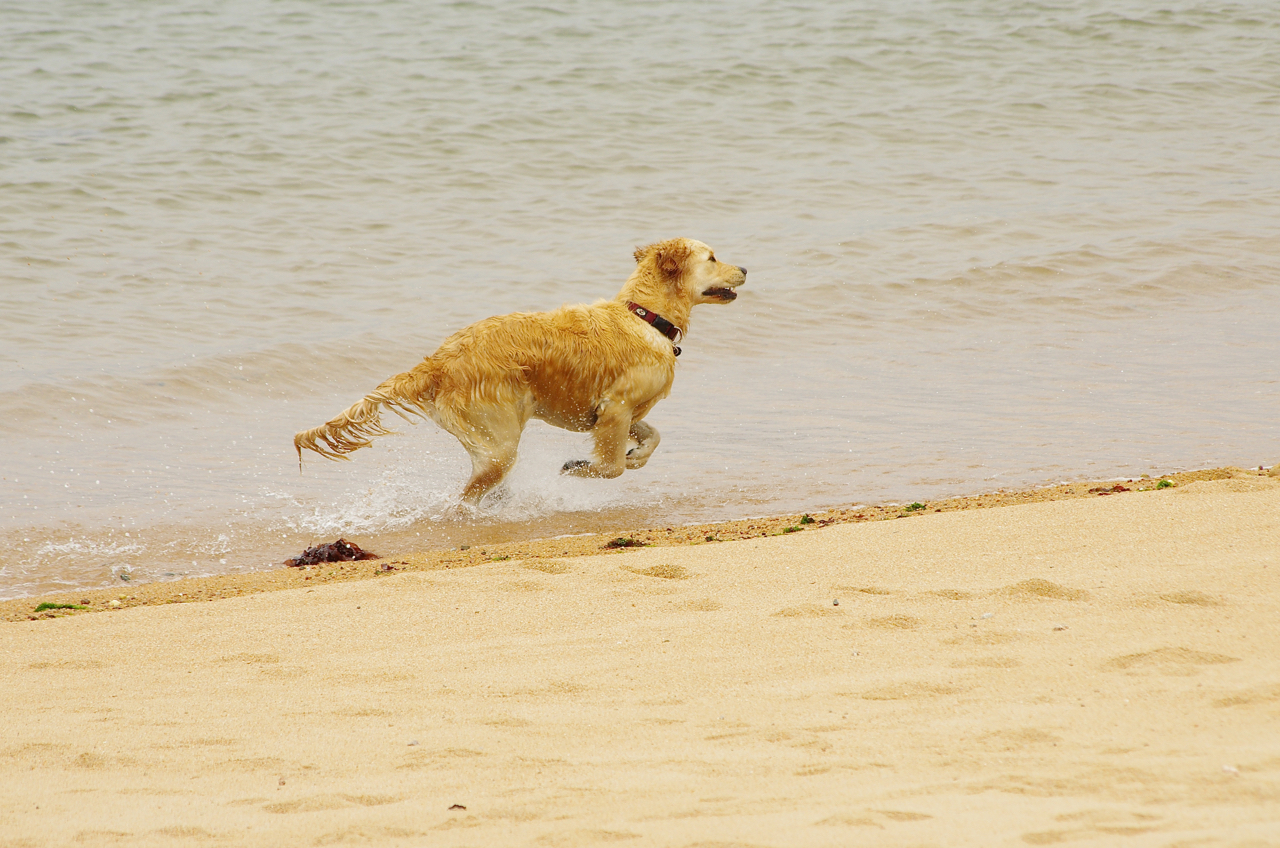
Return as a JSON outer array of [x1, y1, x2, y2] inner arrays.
[[294, 238, 747, 504]]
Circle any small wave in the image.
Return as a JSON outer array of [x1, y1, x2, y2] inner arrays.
[[191, 533, 233, 557], [36, 538, 146, 561], [0, 536, 147, 600]]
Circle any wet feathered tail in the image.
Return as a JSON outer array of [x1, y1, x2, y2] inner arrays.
[[294, 360, 439, 466]]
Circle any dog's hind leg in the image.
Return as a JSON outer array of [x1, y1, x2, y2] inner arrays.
[[442, 408, 527, 505], [461, 447, 518, 505], [624, 419, 660, 469]]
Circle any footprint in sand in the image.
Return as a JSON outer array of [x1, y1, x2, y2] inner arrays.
[[332, 707, 393, 718], [72, 831, 134, 843], [1213, 683, 1280, 708], [433, 814, 484, 831], [534, 828, 641, 846], [398, 748, 486, 771], [679, 598, 722, 612], [951, 656, 1021, 668], [980, 728, 1062, 751], [480, 716, 533, 728], [73, 752, 113, 770], [773, 603, 844, 618], [859, 682, 963, 701], [1157, 590, 1223, 606], [26, 659, 108, 670], [1022, 809, 1163, 844], [263, 794, 402, 814], [867, 614, 921, 629], [1101, 647, 1240, 676], [833, 585, 894, 596], [817, 809, 933, 828], [314, 825, 425, 842], [944, 631, 1023, 646], [523, 560, 571, 575], [151, 826, 220, 839], [215, 653, 282, 665], [500, 579, 548, 592], [997, 579, 1089, 601], [928, 589, 974, 600], [625, 564, 691, 580]]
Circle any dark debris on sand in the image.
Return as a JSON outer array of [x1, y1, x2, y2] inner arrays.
[[286, 539, 379, 567]]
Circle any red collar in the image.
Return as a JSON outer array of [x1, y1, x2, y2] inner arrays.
[[626, 301, 683, 356]]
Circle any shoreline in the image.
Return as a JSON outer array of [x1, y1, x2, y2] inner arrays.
[[3, 464, 1269, 622]]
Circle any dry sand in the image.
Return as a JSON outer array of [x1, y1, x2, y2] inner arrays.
[[2, 470, 1279, 846]]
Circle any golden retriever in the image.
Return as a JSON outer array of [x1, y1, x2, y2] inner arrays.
[[294, 238, 747, 504]]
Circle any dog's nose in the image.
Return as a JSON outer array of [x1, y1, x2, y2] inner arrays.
[[737, 266, 747, 276]]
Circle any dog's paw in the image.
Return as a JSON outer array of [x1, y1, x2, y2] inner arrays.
[[561, 459, 591, 475], [440, 501, 478, 522]]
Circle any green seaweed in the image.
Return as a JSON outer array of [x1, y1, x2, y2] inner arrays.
[[34, 602, 88, 613]]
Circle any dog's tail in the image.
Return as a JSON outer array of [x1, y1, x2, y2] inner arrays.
[[294, 360, 439, 465]]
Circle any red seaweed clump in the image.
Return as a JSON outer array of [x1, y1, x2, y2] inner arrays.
[[286, 538, 379, 567], [1087, 484, 1130, 496]]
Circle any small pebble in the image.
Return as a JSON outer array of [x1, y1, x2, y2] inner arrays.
[[1053, 624, 1069, 631], [981, 612, 994, 619], [1223, 765, 1240, 776], [832, 599, 839, 606], [108, 600, 121, 608], [408, 740, 419, 746]]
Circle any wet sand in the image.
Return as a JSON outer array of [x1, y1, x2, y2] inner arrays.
[[2, 467, 1278, 846]]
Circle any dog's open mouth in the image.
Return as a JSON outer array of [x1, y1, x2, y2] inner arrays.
[[702, 287, 738, 302]]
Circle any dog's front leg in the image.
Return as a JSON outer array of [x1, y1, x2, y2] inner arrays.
[[624, 419, 660, 469], [561, 401, 630, 479]]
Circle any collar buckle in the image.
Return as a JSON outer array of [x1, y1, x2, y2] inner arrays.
[[626, 301, 683, 355]]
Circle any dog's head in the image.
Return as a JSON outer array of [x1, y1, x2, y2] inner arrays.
[[634, 238, 747, 305]]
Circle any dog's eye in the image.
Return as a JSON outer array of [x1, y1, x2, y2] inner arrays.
[[708, 255, 716, 263]]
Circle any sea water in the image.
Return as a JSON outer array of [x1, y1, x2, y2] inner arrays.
[[3, 0, 1279, 598]]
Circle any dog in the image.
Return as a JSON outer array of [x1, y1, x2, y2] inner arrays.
[[294, 238, 747, 504]]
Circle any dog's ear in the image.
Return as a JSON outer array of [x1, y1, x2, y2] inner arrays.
[[651, 240, 690, 281], [633, 245, 649, 264]]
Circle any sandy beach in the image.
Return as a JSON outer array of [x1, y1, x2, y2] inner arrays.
[[3, 468, 1278, 847]]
